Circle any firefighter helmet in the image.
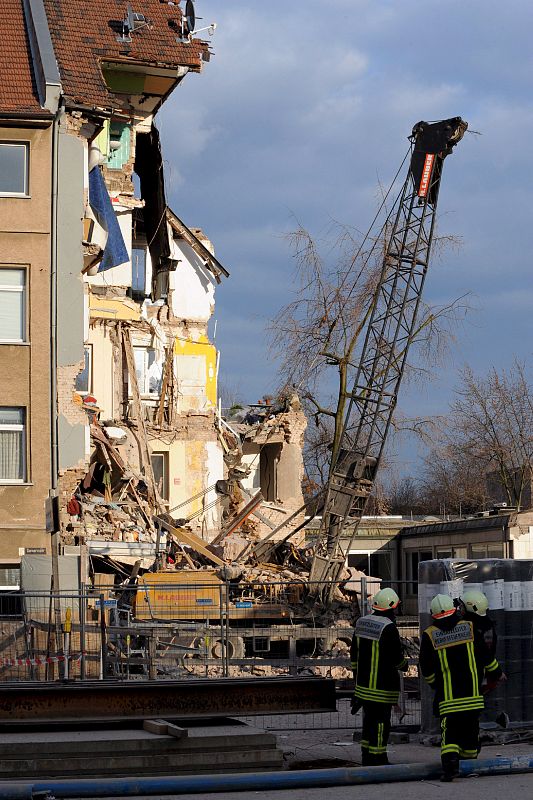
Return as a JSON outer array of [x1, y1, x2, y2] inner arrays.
[[461, 589, 489, 617], [430, 593, 456, 619], [372, 587, 400, 611]]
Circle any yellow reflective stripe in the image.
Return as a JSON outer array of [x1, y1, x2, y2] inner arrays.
[[368, 744, 387, 754], [438, 648, 452, 701], [467, 641, 479, 697], [351, 661, 358, 669], [486, 659, 499, 673], [441, 715, 446, 748], [378, 722, 383, 750], [370, 640, 378, 690], [439, 698, 484, 714], [460, 749, 478, 758], [441, 744, 460, 754], [355, 686, 399, 702], [425, 672, 435, 684]]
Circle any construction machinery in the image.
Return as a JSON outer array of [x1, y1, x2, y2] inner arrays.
[[309, 116, 468, 596], [108, 117, 468, 668]]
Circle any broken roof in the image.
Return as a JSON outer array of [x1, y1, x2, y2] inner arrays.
[[167, 208, 229, 283], [42, 0, 210, 111], [0, 0, 49, 117]]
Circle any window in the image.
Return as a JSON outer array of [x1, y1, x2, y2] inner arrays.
[[0, 408, 26, 483], [0, 143, 29, 196], [75, 345, 92, 394], [406, 549, 433, 595], [369, 552, 392, 582], [0, 268, 26, 342], [133, 346, 162, 395], [469, 543, 504, 559], [151, 452, 169, 501], [130, 247, 147, 299], [0, 567, 20, 590]]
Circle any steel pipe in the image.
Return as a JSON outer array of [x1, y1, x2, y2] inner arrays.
[[23, 755, 533, 797]]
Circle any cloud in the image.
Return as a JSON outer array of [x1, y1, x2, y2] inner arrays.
[[158, 0, 533, 460]]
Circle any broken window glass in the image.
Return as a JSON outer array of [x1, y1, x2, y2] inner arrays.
[[133, 346, 162, 396]]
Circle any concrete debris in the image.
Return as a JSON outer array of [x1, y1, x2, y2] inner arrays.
[[60, 385, 363, 638]]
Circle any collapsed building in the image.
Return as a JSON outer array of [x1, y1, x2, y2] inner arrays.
[[0, 0, 312, 599]]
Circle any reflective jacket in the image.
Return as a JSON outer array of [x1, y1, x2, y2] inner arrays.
[[420, 614, 502, 716], [464, 611, 497, 660], [350, 611, 408, 704]]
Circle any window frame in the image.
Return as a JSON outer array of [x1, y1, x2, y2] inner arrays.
[[0, 142, 30, 197], [151, 452, 169, 501], [0, 407, 27, 484], [132, 345, 162, 397], [75, 344, 93, 396], [129, 245, 148, 300], [0, 267, 27, 344]]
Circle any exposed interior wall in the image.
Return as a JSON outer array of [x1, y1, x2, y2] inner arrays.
[[87, 320, 114, 418], [85, 208, 132, 288], [147, 435, 222, 537], [169, 239, 215, 321], [174, 334, 217, 411]]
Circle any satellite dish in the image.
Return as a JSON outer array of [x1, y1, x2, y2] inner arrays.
[[184, 0, 195, 36]]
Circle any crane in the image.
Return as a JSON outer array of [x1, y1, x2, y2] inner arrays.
[[307, 117, 468, 597]]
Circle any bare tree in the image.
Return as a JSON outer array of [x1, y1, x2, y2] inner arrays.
[[435, 361, 533, 509], [387, 475, 425, 516], [418, 443, 490, 516], [269, 220, 468, 486]]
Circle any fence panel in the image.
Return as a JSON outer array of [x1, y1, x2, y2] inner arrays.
[[0, 579, 421, 729]]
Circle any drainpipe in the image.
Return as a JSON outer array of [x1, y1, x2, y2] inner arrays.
[[11, 755, 531, 797], [50, 109, 60, 492]]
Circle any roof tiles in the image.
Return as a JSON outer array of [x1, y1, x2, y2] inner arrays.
[[42, 0, 210, 110], [0, 0, 45, 115]]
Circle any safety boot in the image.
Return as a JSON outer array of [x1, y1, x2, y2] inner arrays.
[[440, 753, 460, 782]]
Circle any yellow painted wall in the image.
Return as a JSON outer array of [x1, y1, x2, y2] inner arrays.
[[174, 334, 217, 408], [89, 294, 140, 321], [148, 439, 204, 519]]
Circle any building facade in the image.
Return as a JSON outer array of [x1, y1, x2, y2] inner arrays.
[[0, 0, 61, 579]]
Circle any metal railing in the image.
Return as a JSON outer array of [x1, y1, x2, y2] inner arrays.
[[0, 579, 421, 727]]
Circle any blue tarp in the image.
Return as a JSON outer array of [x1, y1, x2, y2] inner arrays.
[[88, 167, 129, 272]]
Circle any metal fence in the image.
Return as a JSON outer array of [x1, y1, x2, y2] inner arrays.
[[0, 579, 421, 728]]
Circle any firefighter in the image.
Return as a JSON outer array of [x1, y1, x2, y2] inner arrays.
[[420, 593, 504, 782], [458, 589, 497, 659], [350, 587, 408, 766]]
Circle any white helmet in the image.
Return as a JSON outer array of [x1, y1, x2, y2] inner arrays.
[[461, 589, 488, 617], [430, 593, 456, 619], [372, 587, 400, 611]]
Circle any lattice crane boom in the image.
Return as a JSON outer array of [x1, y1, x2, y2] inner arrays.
[[310, 117, 468, 590]]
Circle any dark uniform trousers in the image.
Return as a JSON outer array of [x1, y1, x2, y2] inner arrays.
[[361, 701, 392, 764], [420, 617, 502, 778], [351, 612, 407, 766], [440, 710, 480, 762]]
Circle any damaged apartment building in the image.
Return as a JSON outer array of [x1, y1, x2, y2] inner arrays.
[[0, 0, 307, 590]]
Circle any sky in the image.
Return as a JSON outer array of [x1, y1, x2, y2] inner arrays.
[[159, 0, 533, 476]]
